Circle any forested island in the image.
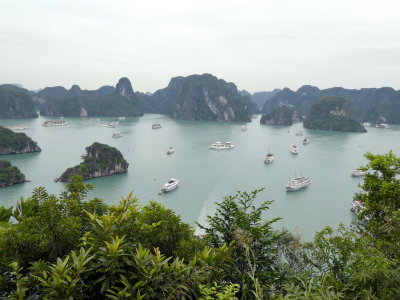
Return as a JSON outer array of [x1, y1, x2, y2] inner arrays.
[[303, 97, 367, 132], [260, 105, 296, 126], [262, 85, 400, 124], [0, 160, 26, 187], [0, 126, 41, 154], [0, 152, 399, 299], [56, 142, 129, 182], [0, 84, 38, 118], [36, 78, 142, 117], [140, 73, 255, 122]]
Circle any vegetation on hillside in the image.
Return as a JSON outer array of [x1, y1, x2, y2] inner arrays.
[[40, 94, 142, 117], [0, 84, 38, 118], [264, 85, 400, 124], [58, 142, 129, 182], [37, 78, 143, 117], [0, 160, 26, 187], [0, 126, 41, 154], [303, 97, 367, 132], [140, 74, 255, 122], [0, 152, 399, 299], [260, 105, 295, 126]]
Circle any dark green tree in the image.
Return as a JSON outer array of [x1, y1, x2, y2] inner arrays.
[[198, 189, 283, 298], [354, 151, 400, 258]]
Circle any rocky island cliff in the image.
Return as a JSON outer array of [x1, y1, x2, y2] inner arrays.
[[0, 126, 41, 155], [0, 160, 27, 187], [140, 74, 254, 122], [303, 97, 367, 133], [57, 142, 129, 182], [36, 78, 142, 117], [262, 85, 400, 124], [0, 84, 38, 118], [260, 105, 296, 126]]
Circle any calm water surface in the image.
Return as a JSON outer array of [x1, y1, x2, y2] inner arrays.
[[1, 115, 399, 240]]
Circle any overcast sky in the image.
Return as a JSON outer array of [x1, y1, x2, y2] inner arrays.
[[1, 0, 399, 93]]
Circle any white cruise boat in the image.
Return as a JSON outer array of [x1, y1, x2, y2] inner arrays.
[[264, 153, 274, 164], [290, 144, 298, 154], [7, 125, 28, 130], [302, 138, 310, 144], [376, 123, 390, 129], [112, 131, 123, 138], [363, 122, 371, 126], [351, 168, 366, 177], [241, 125, 247, 131], [105, 121, 119, 128], [295, 130, 304, 136], [161, 178, 180, 192], [152, 123, 162, 129], [209, 141, 234, 149], [286, 176, 310, 192], [42, 120, 68, 127], [167, 146, 175, 154], [118, 116, 126, 120]]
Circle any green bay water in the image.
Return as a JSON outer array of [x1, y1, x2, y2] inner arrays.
[[1, 115, 399, 239]]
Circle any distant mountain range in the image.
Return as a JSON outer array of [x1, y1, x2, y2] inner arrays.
[[35, 78, 142, 117], [262, 85, 400, 124], [2, 78, 400, 124]]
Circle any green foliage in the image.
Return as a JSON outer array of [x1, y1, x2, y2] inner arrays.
[[303, 97, 366, 132], [58, 142, 129, 182], [0, 160, 26, 187], [1, 166, 400, 299], [0, 84, 38, 118], [354, 151, 400, 258], [0, 126, 41, 154], [0, 205, 13, 222], [198, 189, 283, 298], [199, 282, 239, 300], [0, 176, 98, 266]]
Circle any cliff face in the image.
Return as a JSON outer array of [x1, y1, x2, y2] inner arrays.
[[0, 160, 26, 187], [140, 74, 253, 122], [57, 142, 129, 182], [303, 97, 367, 132], [263, 85, 400, 124], [0, 126, 41, 155], [37, 78, 142, 117], [252, 89, 282, 111], [260, 105, 295, 126], [0, 85, 38, 118]]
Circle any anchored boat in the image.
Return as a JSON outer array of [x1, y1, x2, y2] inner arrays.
[[286, 176, 310, 191], [161, 178, 180, 192]]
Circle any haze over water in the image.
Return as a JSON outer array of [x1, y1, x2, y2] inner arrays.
[[1, 115, 399, 240]]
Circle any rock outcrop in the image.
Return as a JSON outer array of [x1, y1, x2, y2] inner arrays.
[[0, 126, 41, 155], [0, 160, 27, 187], [0, 84, 38, 118], [303, 97, 367, 132], [140, 73, 253, 122], [260, 105, 295, 126], [57, 142, 129, 182], [37, 78, 142, 117], [263, 85, 400, 124]]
